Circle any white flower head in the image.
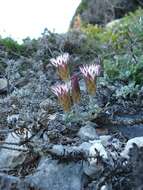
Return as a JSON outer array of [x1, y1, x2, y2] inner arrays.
[[80, 64, 101, 80], [51, 83, 69, 97], [50, 53, 69, 67], [51, 83, 71, 112]]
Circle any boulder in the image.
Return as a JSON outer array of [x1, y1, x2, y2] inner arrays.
[[121, 137, 143, 159], [71, 0, 143, 26], [83, 140, 109, 177], [0, 133, 26, 168], [78, 122, 98, 141], [26, 158, 83, 190]]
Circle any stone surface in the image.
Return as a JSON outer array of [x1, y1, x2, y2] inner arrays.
[[72, 0, 143, 26], [0, 78, 7, 93], [0, 133, 24, 168], [89, 140, 108, 161], [99, 135, 111, 146], [117, 124, 143, 139], [101, 184, 112, 190], [83, 140, 108, 177], [78, 122, 98, 141], [7, 114, 19, 125], [40, 98, 56, 113], [26, 158, 83, 190], [0, 173, 20, 190], [121, 137, 143, 159]]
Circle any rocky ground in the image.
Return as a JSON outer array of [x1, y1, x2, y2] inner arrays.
[[0, 41, 143, 190]]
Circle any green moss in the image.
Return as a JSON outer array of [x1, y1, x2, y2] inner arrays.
[[81, 24, 103, 39]]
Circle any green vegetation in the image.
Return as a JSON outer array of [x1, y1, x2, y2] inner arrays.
[[80, 9, 143, 87], [0, 37, 26, 56]]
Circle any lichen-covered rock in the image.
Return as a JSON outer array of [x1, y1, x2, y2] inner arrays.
[[0, 78, 7, 93], [78, 122, 98, 141], [121, 137, 143, 159], [0, 173, 20, 190], [26, 158, 83, 190], [99, 135, 112, 146], [83, 140, 109, 177], [0, 133, 26, 168], [101, 184, 112, 190]]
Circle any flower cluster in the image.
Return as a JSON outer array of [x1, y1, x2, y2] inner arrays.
[[50, 53, 101, 112]]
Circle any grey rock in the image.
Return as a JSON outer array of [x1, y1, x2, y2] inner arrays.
[[99, 135, 112, 146], [101, 184, 112, 190], [50, 143, 91, 158], [26, 158, 83, 190], [0, 171, 27, 190], [78, 122, 98, 141], [117, 124, 143, 139], [72, 0, 143, 26], [7, 114, 19, 125], [106, 19, 121, 28], [121, 137, 143, 159], [83, 160, 101, 178], [0, 78, 7, 93], [83, 140, 108, 178], [40, 98, 56, 113], [0, 133, 25, 168], [0, 173, 20, 190], [51, 144, 65, 155], [79, 142, 91, 152]]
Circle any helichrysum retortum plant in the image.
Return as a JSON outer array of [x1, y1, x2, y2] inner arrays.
[[50, 52, 101, 121]]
